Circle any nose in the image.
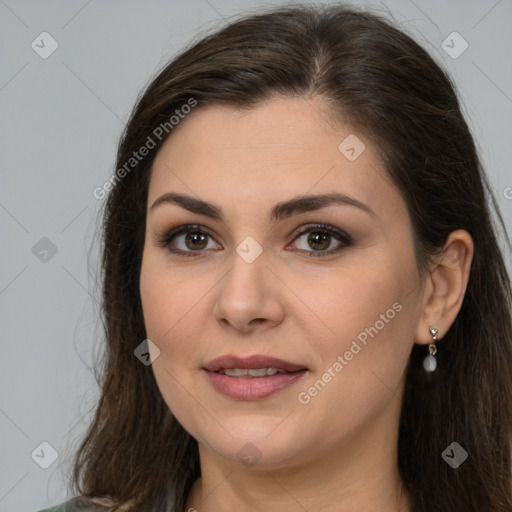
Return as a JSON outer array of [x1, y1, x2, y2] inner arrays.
[[212, 246, 285, 334]]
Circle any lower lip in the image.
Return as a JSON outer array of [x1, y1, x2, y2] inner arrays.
[[204, 370, 307, 400]]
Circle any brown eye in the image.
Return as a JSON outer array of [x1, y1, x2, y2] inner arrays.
[[290, 224, 352, 258], [306, 231, 332, 251], [155, 224, 221, 257], [183, 231, 209, 250]]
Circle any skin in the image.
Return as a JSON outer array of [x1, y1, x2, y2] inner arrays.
[[139, 96, 474, 512]]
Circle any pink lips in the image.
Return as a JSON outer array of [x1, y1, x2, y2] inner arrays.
[[203, 355, 308, 400]]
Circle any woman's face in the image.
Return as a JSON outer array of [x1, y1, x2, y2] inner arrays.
[[140, 96, 425, 469]]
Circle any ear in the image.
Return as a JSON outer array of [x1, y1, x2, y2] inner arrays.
[[414, 229, 474, 345]]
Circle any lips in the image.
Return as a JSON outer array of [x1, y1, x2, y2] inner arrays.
[[203, 355, 307, 373], [203, 355, 308, 400]]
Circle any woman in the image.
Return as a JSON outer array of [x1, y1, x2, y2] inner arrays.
[[38, 3, 512, 511]]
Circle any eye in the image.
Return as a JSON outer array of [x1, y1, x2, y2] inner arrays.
[[154, 224, 221, 257], [288, 223, 352, 258], [154, 223, 352, 258]]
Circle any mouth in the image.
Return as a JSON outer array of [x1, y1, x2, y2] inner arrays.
[[203, 355, 308, 400], [216, 367, 294, 377], [204, 354, 307, 373]]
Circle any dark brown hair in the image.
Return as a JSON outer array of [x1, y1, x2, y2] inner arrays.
[[70, 3, 512, 511]]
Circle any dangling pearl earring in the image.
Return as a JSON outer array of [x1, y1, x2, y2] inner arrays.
[[423, 327, 438, 372]]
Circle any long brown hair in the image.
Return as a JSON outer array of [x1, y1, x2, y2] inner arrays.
[[70, 4, 512, 511]]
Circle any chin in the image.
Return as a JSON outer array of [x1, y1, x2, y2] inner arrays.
[[192, 415, 311, 469]]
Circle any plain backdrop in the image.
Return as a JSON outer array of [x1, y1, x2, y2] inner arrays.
[[1, 1, 511, 511]]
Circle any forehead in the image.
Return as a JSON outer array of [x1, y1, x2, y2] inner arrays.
[[149, 96, 400, 221]]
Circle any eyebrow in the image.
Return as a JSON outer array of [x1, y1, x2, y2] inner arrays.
[[149, 191, 375, 222]]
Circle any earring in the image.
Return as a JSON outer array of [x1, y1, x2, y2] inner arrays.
[[423, 327, 438, 372]]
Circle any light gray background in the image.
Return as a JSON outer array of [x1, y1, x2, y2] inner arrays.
[[1, 1, 511, 511]]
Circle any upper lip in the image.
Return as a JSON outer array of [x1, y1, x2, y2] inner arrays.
[[203, 355, 307, 373]]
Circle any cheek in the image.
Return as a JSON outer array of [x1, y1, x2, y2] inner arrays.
[[140, 255, 201, 361], [140, 258, 207, 434], [141, 242, 195, 326], [300, 256, 408, 349], [299, 247, 419, 400], [292, 267, 416, 446]]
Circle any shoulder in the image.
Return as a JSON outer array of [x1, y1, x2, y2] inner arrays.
[[36, 495, 134, 512]]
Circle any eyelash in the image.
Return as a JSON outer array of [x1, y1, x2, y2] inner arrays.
[[155, 223, 352, 258]]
